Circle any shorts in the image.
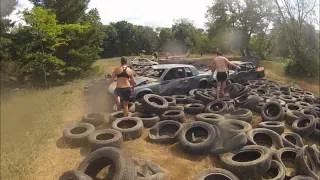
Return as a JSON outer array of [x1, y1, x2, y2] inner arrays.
[[114, 87, 131, 101], [216, 72, 228, 82]]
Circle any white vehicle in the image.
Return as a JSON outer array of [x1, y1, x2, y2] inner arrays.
[[130, 57, 158, 67]]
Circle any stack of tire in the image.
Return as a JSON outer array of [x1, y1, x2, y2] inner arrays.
[[60, 77, 320, 180]]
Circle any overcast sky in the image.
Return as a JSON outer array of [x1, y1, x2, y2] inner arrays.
[[10, 0, 213, 28], [9, 0, 319, 29]]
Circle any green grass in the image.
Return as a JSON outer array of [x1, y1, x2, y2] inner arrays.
[[0, 58, 118, 179]]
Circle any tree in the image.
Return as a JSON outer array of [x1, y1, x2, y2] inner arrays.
[[101, 24, 119, 57], [273, 0, 319, 77], [31, 0, 89, 23], [158, 28, 173, 51], [206, 0, 275, 56], [112, 21, 136, 56], [171, 19, 198, 53]]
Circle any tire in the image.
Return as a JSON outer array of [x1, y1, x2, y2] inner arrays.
[[310, 118, 320, 141], [275, 147, 299, 178], [258, 121, 285, 135], [285, 110, 305, 125], [205, 100, 228, 114], [132, 158, 167, 180], [242, 95, 264, 110], [179, 121, 216, 154], [254, 102, 266, 114], [302, 95, 315, 104], [292, 116, 316, 137], [131, 112, 160, 128], [220, 145, 272, 179], [188, 89, 199, 97], [279, 95, 297, 103], [261, 160, 286, 180], [78, 147, 136, 180], [285, 103, 302, 112], [224, 108, 253, 123], [195, 113, 225, 125], [59, 170, 93, 180], [142, 94, 169, 114], [301, 108, 319, 118], [234, 93, 250, 107], [185, 97, 204, 104], [88, 129, 123, 150], [195, 168, 240, 180], [82, 113, 105, 127], [109, 111, 129, 122], [281, 132, 304, 149], [194, 91, 215, 104], [112, 117, 143, 140], [172, 95, 187, 104], [160, 110, 185, 122], [63, 123, 95, 147], [296, 145, 320, 180], [148, 120, 183, 143], [290, 176, 316, 180], [247, 128, 284, 150], [261, 101, 285, 121], [184, 103, 205, 114], [221, 119, 252, 133], [211, 120, 248, 154], [162, 96, 176, 106], [166, 105, 184, 111]]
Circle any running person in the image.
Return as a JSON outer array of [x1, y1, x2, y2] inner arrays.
[[112, 57, 136, 116], [211, 52, 240, 99]]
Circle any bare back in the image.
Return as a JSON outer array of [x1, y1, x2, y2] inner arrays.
[[113, 66, 134, 88], [214, 56, 229, 72]]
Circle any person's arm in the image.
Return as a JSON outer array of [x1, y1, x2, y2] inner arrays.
[[224, 58, 240, 70]]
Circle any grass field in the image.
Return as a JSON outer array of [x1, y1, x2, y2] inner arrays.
[[0, 57, 319, 179]]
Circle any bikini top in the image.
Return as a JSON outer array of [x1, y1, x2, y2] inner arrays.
[[116, 66, 130, 78]]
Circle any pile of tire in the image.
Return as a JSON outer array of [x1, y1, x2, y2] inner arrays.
[[61, 78, 319, 180]]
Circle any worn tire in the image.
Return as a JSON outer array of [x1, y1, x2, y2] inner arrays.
[[109, 111, 129, 122], [247, 128, 284, 150], [63, 123, 95, 147], [275, 147, 299, 178], [261, 160, 286, 180], [224, 108, 253, 123], [290, 176, 316, 180], [310, 118, 320, 141], [261, 101, 285, 121], [172, 95, 188, 104], [82, 113, 105, 127], [59, 170, 93, 180], [112, 117, 143, 140], [88, 129, 123, 150], [206, 100, 228, 114], [281, 132, 304, 149], [292, 116, 316, 137], [78, 147, 135, 180], [184, 103, 205, 114], [194, 91, 215, 104], [179, 121, 216, 154], [162, 96, 176, 106], [148, 120, 182, 143], [258, 121, 285, 134], [195, 113, 225, 125], [285, 103, 302, 112], [195, 168, 240, 180], [131, 112, 160, 128], [285, 110, 305, 125], [166, 105, 184, 111], [220, 145, 272, 179], [160, 110, 185, 122], [296, 145, 320, 180], [142, 94, 169, 114]]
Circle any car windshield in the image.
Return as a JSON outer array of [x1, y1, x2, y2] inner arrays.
[[145, 68, 165, 78]]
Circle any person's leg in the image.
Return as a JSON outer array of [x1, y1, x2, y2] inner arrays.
[[221, 80, 227, 96], [122, 101, 129, 116], [216, 81, 221, 100]]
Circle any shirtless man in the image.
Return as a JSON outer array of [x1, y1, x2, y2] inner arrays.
[[211, 52, 240, 99], [111, 57, 136, 116]]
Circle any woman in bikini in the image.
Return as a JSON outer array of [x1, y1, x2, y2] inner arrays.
[[112, 57, 136, 116]]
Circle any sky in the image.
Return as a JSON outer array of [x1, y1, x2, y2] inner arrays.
[[8, 0, 319, 29], [9, 0, 213, 28]]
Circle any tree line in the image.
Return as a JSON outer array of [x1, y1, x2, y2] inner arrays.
[[1, 0, 319, 86]]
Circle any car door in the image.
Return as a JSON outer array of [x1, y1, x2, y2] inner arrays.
[[159, 67, 187, 95], [183, 67, 199, 91]]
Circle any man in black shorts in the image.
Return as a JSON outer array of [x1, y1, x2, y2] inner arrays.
[[211, 52, 240, 99]]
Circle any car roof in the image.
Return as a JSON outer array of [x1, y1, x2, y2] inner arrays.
[[231, 61, 253, 65], [152, 64, 194, 69]]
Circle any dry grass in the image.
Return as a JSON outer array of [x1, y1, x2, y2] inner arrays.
[[1, 57, 319, 179]]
